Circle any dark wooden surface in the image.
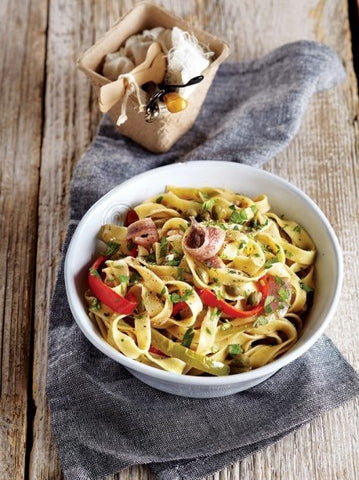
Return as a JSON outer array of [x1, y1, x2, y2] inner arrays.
[[1, 1, 358, 479]]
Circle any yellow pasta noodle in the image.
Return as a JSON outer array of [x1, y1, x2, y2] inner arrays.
[[85, 186, 316, 376]]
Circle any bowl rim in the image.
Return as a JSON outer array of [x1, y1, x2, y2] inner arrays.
[[64, 161, 343, 385]]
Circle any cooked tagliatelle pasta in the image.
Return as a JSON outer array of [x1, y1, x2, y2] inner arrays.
[[85, 186, 316, 376]]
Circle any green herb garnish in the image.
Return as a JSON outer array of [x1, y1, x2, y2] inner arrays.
[[278, 286, 290, 301], [160, 237, 168, 257], [91, 297, 101, 311], [166, 257, 182, 266], [105, 241, 120, 257], [202, 197, 216, 211], [264, 295, 275, 314], [221, 320, 232, 331], [118, 275, 129, 284], [181, 327, 195, 348], [89, 267, 101, 278], [300, 282, 315, 293], [253, 315, 269, 327], [228, 344, 243, 357], [264, 256, 280, 268], [170, 289, 193, 304], [230, 207, 248, 224], [144, 253, 156, 263]]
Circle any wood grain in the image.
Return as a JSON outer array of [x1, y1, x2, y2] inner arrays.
[[0, 0, 47, 479], [1, 0, 358, 479]]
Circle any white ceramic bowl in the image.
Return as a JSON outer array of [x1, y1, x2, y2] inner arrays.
[[65, 161, 342, 398]]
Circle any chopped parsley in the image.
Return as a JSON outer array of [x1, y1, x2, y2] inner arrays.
[[250, 204, 258, 214], [202, 197, 216, 211], [217, 223, 228, 230], [264, 295, 275, 314], [144, 253, 156, 263], [214, 288, 223, 300], [160, 287, 166, 296], [89, 267, 101, 278], [182, 327, 195, 348], [278, 286, 290, 302], [221, 320, 232, 331], [249, 217, 268, 231], [160, 237, 168, 257], [179, 224, 186, 233], [166, 257, 182, 266], [228, 344, 243, 357], [206, 327, 212, 335], [91, 297, 101, 311], [300, 282, 315, 293], [118, 274, 129, 285], [155, 196, 163, 204], [253, 315, 269, 327], [210, 307, 219, 321], [105, 241, 120, 257], [170, 289, 193, 304], [275, 275, 285, 286], [229, 206, 248, 224], [264, 256, 280, 268], [293, 224, 302, 233]]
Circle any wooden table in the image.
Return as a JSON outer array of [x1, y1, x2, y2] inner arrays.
[[1, 1, 358, 479]]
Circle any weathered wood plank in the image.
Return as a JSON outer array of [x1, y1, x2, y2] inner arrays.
[[0, 0, 47, 479], [27, 1, 359, 480], [27, 0, 103, 478]]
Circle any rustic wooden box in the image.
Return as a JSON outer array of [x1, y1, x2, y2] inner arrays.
[[77, 2, 229, 153]]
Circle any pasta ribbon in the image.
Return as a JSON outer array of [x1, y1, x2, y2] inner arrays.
[[86, 186, 316, 376]]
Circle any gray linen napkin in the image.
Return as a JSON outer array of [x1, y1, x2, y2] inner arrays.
[[47, 41, 359, 480]]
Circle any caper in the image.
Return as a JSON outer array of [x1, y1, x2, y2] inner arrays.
[[213, 205, 226, 221], [225, 285, 242, 297], [247, 291, 262, 306]]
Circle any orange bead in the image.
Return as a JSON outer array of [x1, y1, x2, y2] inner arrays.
[[163, 92, 188, 113]]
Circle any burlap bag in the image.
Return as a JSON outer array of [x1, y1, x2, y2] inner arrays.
[[77, 2, 229, 153]]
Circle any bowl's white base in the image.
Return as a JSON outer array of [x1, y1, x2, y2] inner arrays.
[[126, 368, 277, 398]]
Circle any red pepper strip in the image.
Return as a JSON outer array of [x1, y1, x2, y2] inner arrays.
[[125, 209, 139, 227], [172, 301, 188, 316], [128, 245, 138, 257], [197, 275, 269, 319], [88, 256, 137, 315], [149, 345, 167, 356]]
